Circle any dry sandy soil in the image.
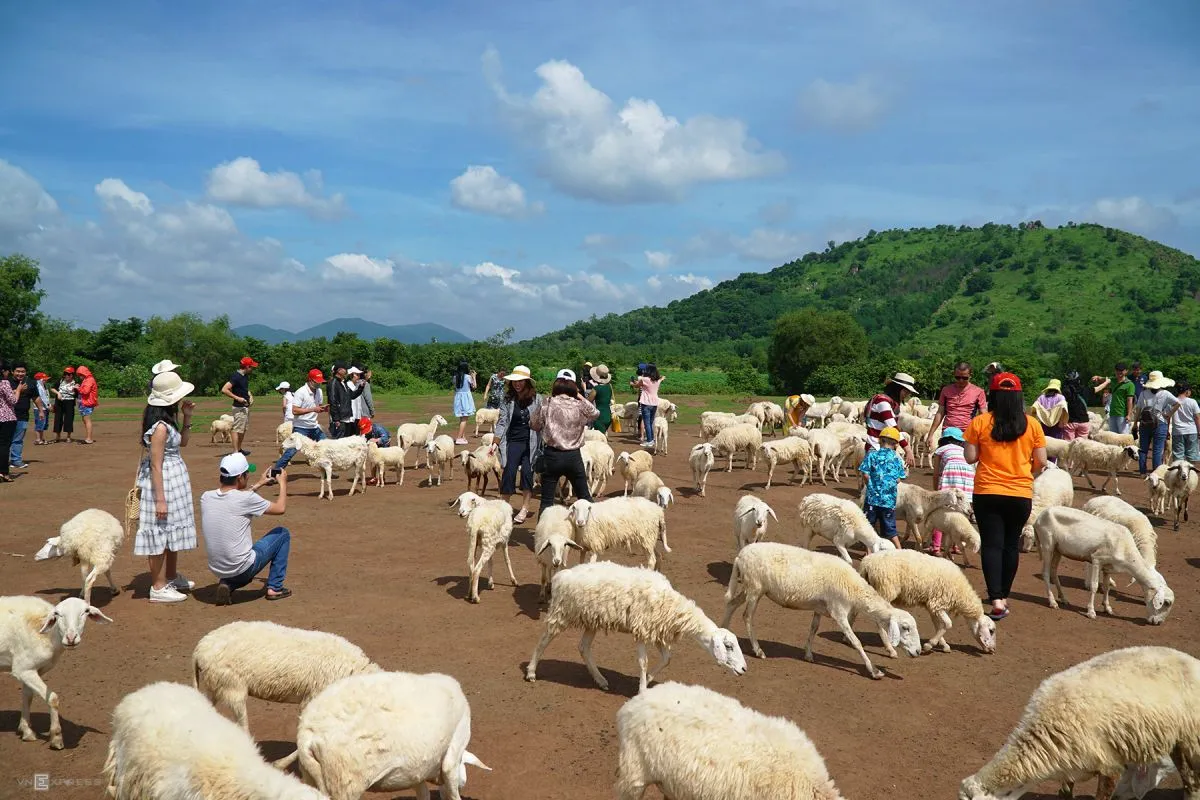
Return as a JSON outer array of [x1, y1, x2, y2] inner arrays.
[[1, 397, 1197, 799]]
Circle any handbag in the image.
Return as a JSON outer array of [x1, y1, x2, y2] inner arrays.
[[124, 469, 142, 539]]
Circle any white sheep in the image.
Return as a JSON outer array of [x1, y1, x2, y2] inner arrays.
[[481, 432, 495, 446], [804, 428, 843, 485], [1, 596, 112, 749], [566, 496, 671, 570], [1090, 429, 1136, 447], [583, 428, 608, 443], [745, 401, 769, 429], [1065, 439, 1138, 495], [1164, 459, 1198, 531], [759, 436, 813, 490], [959, 646, 1200, 800], [525, 561, 746, 692], [652, 415, 670, 455], [632, 471, 674, 509], [1043, 435, 1071, 462], [286, 671, 489, 800], [700, 412, 759, 441], [367, 440, 407, 487], [710, 422, 762, 472], [615, 681, 847, 800], [451, 491, 518, 603], [1080, 496, 1157, 572], [830, 430, 868, 481], [396, 413, 449, 467], [34, 508, 124, 604], [424, 433, 456, 486], [689, 442, 716, 497], [859, 549, 996, 654], [798, 493, 897, 563], [732, 494, 777, 554], [459, 442, 500, 495], [618, 450, 654, 496], [658, 398, 679, 421], [762, 400, 787, 433], [209, 417, 233, 444], [802, 394, 841, 428], [920, 507, 981, 567], [722, 542, 921, 679], [1019, 462, 1075, 552], [1033, 506, 1174, 624], [276, 420, 293, 447], [534, 505, 583, 602], [473, 407, 499, 435], [581, 439, 616, 497], [1145, 463, 1171, 516], [102, 682, 324, 800], [280, 432, 369, 500]]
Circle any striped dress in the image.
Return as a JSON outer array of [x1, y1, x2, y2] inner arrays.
[[135, 421, 197, 556], [930, 442, 975, 553]]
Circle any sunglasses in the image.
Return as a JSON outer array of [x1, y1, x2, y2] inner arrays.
[[953, 375, 971, 381]]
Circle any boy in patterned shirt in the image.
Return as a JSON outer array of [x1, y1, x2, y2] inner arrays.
[[858, 426, 907, 548]]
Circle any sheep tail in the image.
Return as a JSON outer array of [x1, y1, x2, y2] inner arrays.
[[191, 656, 201, 690], [273, 748, 301, 771], [467, 529, 479, 574], [658, 517, 671, 553], [725, 557, 743, 604]]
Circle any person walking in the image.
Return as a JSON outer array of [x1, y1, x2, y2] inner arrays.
[[926, 361, 987, 453], [74, 365, 98, 444], [858, 426, 907, 550], [1133, 371, 1176, 474], [221, 356, 257, 456], [964, 372, 1048, 621], [1030, 379, 1069, 442], [1091, 363, 1135, 434], [1168, 381, 1200, 464], [630, 363, 664, 449], [588, 364, 614, 433], [928, 427, 975, 556], [531, 369, 599, 514], [1060, 371, 1092, 441], [135, 371, 199, 603], [866, 372, 918, 467], [7, 363, 44, 468], [452, 361, 476, 445], [32, 372, 50, 446], [484, 369, 506, 410], [0, 361, 24, 483], [50, 366, 77, 443], [494, 365, 543, 524]]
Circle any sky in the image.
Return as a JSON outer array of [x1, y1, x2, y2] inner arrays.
[[1, 0, 1198, 340]]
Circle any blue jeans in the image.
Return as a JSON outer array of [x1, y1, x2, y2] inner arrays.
[[1138, 421, 1168, 473], [274, 426, 326, 471], [9, 420, 28, 465], [639, 403, 657, 445], [221, 527, 290, 591], [1108, 415, 1129, 434], [864, 504, 899, 541], [1172, 432, 1200, 462]]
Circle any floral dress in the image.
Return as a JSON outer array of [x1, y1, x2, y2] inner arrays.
[[135, 421, 197, 556]]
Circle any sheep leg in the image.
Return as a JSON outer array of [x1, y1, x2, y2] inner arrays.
[[875, 622, 898, 658], [578, 629, 609, 690], [525, 622, 565, 682], [485, 550, 495, 589], [1098, 564, 1114, 616], [1044, 552, 1062, 608], [468, 544, 493, 603], [80, 563, 100, 605], [635, 642, 650, 693], [924, 608, 953, 653], [1171, 740, 1200, 797], [835, 542, 853, 564], [645, 644, 671, 686], [803, 612, 823, 662], [17, 683, 36, 741], [765, 462, 775, 490], [834, 615, 884, 679], [501, 541, 518, 587], [106, 568, 121, 597], [15, 669, 61, 749], [415, 783, 432, 800], [726, 451, 734, 472], [1084, 562, 1100, 619], [742, 594, 766, 659]]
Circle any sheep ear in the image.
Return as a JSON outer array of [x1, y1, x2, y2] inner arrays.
[[1152, 589, 1166, 610], [446, 498, 460, 507], [86, 606, 114, 624], [887, 618, 901, 647], [38, 610, 58, 634], [535, 540, 550, 556], [767, 506, 778, 522], [565, 539, 584, 551]]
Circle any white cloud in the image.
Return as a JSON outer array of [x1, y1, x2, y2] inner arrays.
[[582, 232, 619, 251], [1085, 196, 1177, 232], [449, 165, 542, 218], [798, 76, 888, 133], [0, 160, 59, 232], [644, 250, 673, 269], [647, 273, 714, 292], [731, 228, 811, 262], [323, 253, 394, 283], [485, 48, 785, 203], [95, 178, 153, 216], [205, 157, 346, 218]]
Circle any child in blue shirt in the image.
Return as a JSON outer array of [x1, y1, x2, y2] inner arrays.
[[859, 426, 907, 547]]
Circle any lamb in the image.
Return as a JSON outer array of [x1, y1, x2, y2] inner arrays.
[[581, 439, 616, 497], [1165, 459, 1198, 531], [689, 442, 716, 497], [722, 542, 922, 679], [652, 415, 670, 454], [615, 682, 847, 800], [276, 420, 293, 447], [525, 561, 746, 692], [481, 432, 495, 447], [102, 682, 324, 800], [632, 471, 674, 509], [451, 491, 518, 603], [700, 412, 759, 441], [583, 428, 608, 443], [658, 398, 679, 421], [280, 432, 369, 500], [1019, 462, 1075, 552], [829, 430, 868, 481], [566, 497, 671, 570], [732, 494, 778, 553], [897, 414, 937, 468], [0, 596, 112, 749], [1065, 439, 1138, 495], [34, 508, 124, 604], [209, 417, 233, 444], [459, 442, 500, 495], [958, 646, 1200, 800], [797, 493, 897, 563], [534, 505, 583, 602], [804, 428, 843, 485], [473, 407, 499, 435], [396, 414, 449, 467], [1033, 506, 1174, 624], [1042, 435, 1071, 462], [1090, 429, 1136, 447], [192, 620, 380, 736], [802, 394, 841, 428], [760, 435, 813, 489], [710, 423, 763, 472], [1145, 463, 1171, 516], [618, 450, 655, 496], [1080, 496, 1158, 571], [859, 550, 997, 654], [367, 440, 407, 487], [920, 507, 981, 567], [424, 434, 456, 486], [284, 671, 489, 800]]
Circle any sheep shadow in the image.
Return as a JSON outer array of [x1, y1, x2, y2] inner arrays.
[[511, 582, 544, 621], [1187, 558, 1200, 569], [0, 711, 102, 749], [434, 574, 471, 600], [519, 659, 640, 697], [258, 739, 299, 764], [674, 485, 703, 499], [509, 528, 535, 552], [34, 586, 118, 609], [706, 561, 732, 585], [738, 634, 896, 678]]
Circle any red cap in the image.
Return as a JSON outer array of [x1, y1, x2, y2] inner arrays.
[[989, 372, 1023, 392], [34, 372, 49, 380], [357, 418, 373, 435], [240, 357, 259, 369], [63, 366, 75, 373], [307, 368, 326, 384]]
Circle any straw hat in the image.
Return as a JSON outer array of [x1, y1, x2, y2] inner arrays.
[[147, 371, 195, 407], [590, 364, 612, 385], [504, 365, 532, 382], [889, 372, 918, 394], [1144, 370, 1175, 390]]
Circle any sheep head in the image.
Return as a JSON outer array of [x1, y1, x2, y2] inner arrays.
[[39, 596, 112, 649], [1122, 445, 1138, 463], [935, 488, 972, 516], [705, 628, 747, 676], [958, 776, 1024, 800], [886, 609, 922, 657], [970, 615, 997, 654], [656, 487, 674, 508], [449, 492, 485, 517], [566, 499, 595, 527], [536, 535, 583, 568], [34, 537, 64, 561], [1144, 573, 1175, 625]]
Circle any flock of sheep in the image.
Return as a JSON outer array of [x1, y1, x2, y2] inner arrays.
[[2, 389, 1199, 799]]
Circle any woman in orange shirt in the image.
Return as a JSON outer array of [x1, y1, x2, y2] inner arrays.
[[963, 372, 1048, 621]]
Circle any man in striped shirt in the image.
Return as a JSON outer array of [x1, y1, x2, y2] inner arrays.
[[866, 372, 918, 467]]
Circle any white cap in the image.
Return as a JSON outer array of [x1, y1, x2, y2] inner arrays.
[[556, 368, 577, 382], [219, 452, 250, 478], [275, 381, 291, 391], [347, 366, 363, 375]]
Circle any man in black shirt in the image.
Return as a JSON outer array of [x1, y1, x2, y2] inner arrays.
[[221, 356, 258, 456], [327, 362, 364, 438], [8, 362, 44, 469]]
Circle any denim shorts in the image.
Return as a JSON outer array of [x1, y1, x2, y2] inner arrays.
[[864, 504, 898, 540], [80, 405, 94, 417], [1173, 432, 1200, 462]]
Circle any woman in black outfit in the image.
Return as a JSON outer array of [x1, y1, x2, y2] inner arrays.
[[494, 366, 542, 524], [51, 366, 77, 442]]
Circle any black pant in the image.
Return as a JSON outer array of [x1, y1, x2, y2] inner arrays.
[[501, 439, 533, 494], [54, 399, 75, 434], [0, 420, 15, 475], [539, 446, 592, 511], [973, 493, 1032, 602]]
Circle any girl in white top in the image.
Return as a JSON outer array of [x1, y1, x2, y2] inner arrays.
[[276, 381, 295, 422]]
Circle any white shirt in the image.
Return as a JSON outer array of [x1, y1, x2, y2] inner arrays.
[[292, 384, 323, 430], [199, 489, 271, 578], [282, 391, 295, 422], [351, 379, 368, 420], [1173, 397, 1200, 436]]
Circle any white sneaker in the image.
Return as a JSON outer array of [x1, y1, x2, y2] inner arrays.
[[169, 574, 195, 592], [149, 585, 187, 603]]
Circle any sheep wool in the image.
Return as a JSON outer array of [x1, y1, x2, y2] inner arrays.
[[920, 507, 981, 568], [581, 439, 616, 496], [689, 442, 716, 496], [1065, 439, 1138, 496], [759, 436, 813, 489], [452, 491, 518, 603], [34, 508, 125, 605], [534, 505, 583, 602], [1080, 496, 1157, 569], [367, 439, 407, 487], [474, 407, 499, 436], [280, 432, 369, 500], [632, 471, 674, 509], [797, 493, 895, 564], [710, 423, 763, 472], [1019, 463, 1075, 552], [618, 450, 655, 495], [566, 496, 670, 571], [732, 494, 778, 554], [396, 414, 449, 467]]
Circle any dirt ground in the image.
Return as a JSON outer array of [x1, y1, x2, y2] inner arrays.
[[1, 396, 1197, 799]]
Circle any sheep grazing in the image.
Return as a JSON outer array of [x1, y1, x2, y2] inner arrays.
[[103, 682, 324, 800], [722, 542, 921, 679], [829, 430, 868, 481], [615, 682, 847, 800], [618, 450, 655, 496], [34, 508, 125, 604], [797, 493, 896, 564], [1033, 506, 1174, 624], [534, 505, 583, 602], [581, 439, 616, 497], [1145, 463, 1171, 516], [191, 620, 380, 736], [451, 491, 518, 604], [566, 497, 671, 570], [396, 414, 449, 467], [1080, 496, 1158, 572], [525, 561, 746, 692], [1065, 439, 1138, 495], [652, 415, 670, 454], [802, 394, 841, 428], [283, 671, 489, 800], [280, 432, 369, 500], [689, 442, 716, 497], [209, 417, 233, 444], [367, 440, 407, 487], [1, 596, 112, 749], [460, 442, 501, 495], [762, 401, 787, 433], [710, 423, 762, 472], [632, 471, 674, 509], [760, 436, 813, 489], [1090, 429, 1136, 447], [921, 507, 981, 567], [959, 646, 1200, 800], [424, 434, 457, 486], [473, 407, 499, 435], [732, 494, 778, 554], [859, 550, 996, 655], [1019, 462, 1075, 552], [1165, 459, 1198, 531], [891, 485, 971, 548]]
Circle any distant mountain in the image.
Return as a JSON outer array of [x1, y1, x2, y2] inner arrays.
[[235, 317, 471, 344]]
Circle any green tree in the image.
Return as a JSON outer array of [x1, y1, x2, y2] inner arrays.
[[145, 313, 243, 393], [767, 309, 868, 393], [0, 253, 45, 359]]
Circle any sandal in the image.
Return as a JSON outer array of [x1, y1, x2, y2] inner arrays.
[[0, 475, 13, 483], [986, 607, 1009, 621], [513, 508, 529, 524], [266, 587, 292, 601]]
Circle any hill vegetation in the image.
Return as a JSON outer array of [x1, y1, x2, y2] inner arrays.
[[234, 318, 469, 345]]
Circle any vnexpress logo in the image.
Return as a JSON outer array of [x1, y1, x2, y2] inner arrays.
[[33, 774, 50, 791]]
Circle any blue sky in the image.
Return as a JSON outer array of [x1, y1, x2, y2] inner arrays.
[[1, 0, 1197, 339]]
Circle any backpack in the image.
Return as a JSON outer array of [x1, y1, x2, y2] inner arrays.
[[1063, 385, 1088, 422], [1137, 404, 1159, 427]]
